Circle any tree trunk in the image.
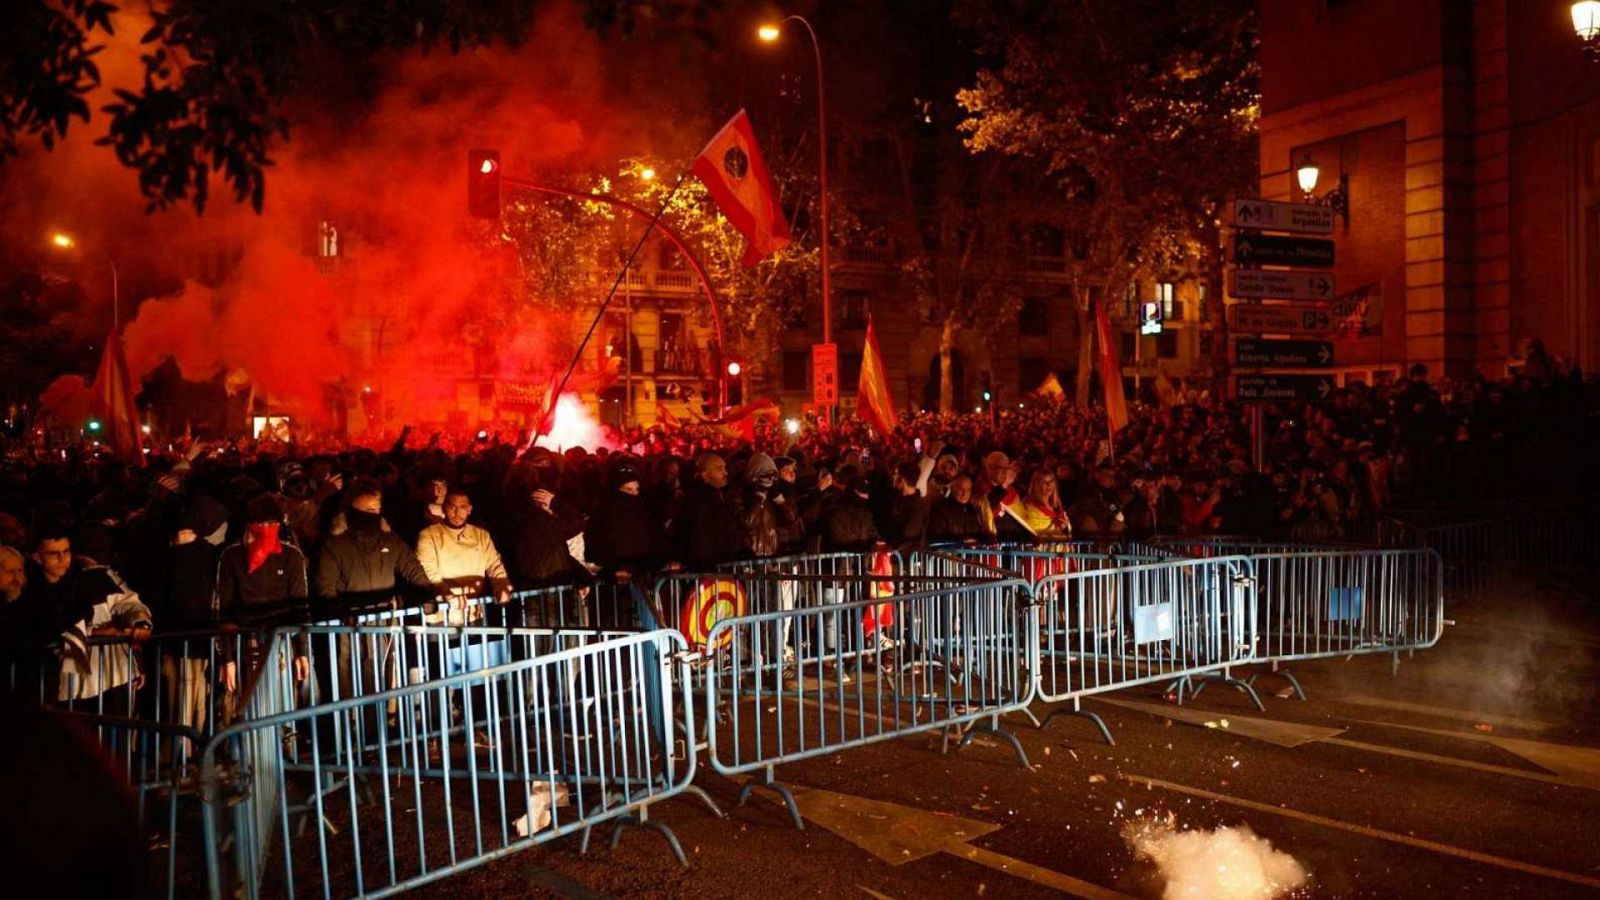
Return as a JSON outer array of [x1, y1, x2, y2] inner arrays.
[[1074, 286, 1093, 407], [939, 316, 956, 415]]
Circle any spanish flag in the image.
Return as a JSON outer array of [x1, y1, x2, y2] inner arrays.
[[1034, 372, 1066, 405], [857, 317, 897, 434], [91, 330, 145, 463], [1093, 297, 1129, 434], [692, 111, 792, 267]]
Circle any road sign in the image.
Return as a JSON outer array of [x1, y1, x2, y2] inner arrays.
[[1232, 198, 1335, 235], [1230, 269, 1335, 301], [811, 342, 838, 407], [1227, 302, 1335, 335], [1233, 234, 1335, 268], [1231, 338, 1335, 368], [1233, 374, 1335, 402]]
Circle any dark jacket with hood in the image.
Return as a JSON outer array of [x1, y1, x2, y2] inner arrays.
[[673, 477, 746, 568], [313, 510, 432, 604]]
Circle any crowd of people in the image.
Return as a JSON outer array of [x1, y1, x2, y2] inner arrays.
[[0, 357, 1594, 707]]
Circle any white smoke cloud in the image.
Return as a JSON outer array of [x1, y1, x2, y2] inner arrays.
[[1125, 813, 1308, 900]]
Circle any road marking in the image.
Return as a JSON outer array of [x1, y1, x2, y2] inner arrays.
[[1343, 721, 1600, 791], [1329, 694, 1557, 732], [1124, 773, 1600, 891], [1097, 698, 1346, 747], [856, 886, 898, 900], [1102, 696, 1599, 791], [772, 782, 1135, 900]]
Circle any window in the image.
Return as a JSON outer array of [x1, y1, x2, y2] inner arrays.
[[840, 291, 870, 330], [1019, 297, 1049, 334], [1120, 333, 1135, 360], [1156, 331, 1179, 359], [1197, 284, 1209, 321], [782, 350, 810, 392], [1024, 223, 1065, 263], [1157, 282, 1176, 320], [317, 221, 338, 258], [1123, 282, 1139, 319]]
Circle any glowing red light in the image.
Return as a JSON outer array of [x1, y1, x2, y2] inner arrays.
[[479, 158, 497, 175], [726, 361, 742, 377]]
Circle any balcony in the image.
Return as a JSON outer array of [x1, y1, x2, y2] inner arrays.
[[593, 266, 697, 294], [655, 348, 706, 376]]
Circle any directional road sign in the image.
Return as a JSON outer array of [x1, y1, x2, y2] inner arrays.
[[1231, 269, 1335, 301], [1231, 338, 1335, 368], [1232, 198, 1335, 235], [1233, 374, 1335, 402], [1233, 234, 1335, 268], [1227, 302, 1335, 336]]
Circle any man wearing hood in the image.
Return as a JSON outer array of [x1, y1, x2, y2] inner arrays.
[[739, 453, 799, 560], [586, 463, 665, 578]]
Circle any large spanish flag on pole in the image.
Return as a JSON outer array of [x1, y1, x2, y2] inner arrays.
[[1094, 297, 1130, 434], [692, 110, 793, 267], [857, 317, 897, 434], [92, 330, 145, 463]]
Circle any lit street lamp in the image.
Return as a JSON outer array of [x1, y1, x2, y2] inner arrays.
[[1575, 1, 1600, 60], [759, 15, 833, 420], [48, 231, 121, 331], [1294, 156, 1349, 232]]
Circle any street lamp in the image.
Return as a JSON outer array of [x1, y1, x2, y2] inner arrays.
[[48, 230, 121, 331], [758, 15, 833, 419], [1574, 2, 1600, 60], [1294, 155, 1349, 232]]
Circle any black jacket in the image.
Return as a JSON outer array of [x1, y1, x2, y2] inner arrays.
[[927, 497, 986, 544], [218, 542, 310, 621], [821, 492, 880, 552], [512, 505, 590, 587], [313, 529, 431, 603], [673, 479, 746, 568], [883, 492, 929, 547], [586, 491, 665, 574]]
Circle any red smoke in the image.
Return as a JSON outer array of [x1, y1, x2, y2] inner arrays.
[[17, 5, 707, 435]]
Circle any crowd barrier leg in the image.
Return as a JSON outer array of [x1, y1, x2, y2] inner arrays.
[[736, 764, 804, 831], [1036, 697, 1115, 746], [1243, 660, 1307, 701]]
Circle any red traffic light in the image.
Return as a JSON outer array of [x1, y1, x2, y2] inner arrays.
[[726, 361, 742, 377], [467, 149, 502, 219]]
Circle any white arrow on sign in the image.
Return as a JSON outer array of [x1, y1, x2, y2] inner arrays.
[[1230, 269, 1335, 301]]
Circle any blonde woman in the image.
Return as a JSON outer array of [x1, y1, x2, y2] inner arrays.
[[1011, 470, 1072, 541]]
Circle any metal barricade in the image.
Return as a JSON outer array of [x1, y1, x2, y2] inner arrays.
[[1247, 550, 1445, 698], [199, 627, 697, 899], [701, 578, 1034, 829], [1031, 555, 1262, 743], [911, 545, 1124, 584]]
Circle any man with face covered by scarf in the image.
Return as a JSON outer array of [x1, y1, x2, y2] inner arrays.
[[313, 479, 433, 606], [216, 494, 310, 696]]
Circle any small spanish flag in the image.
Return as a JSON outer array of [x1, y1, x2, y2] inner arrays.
[[1034, 372, 1066, 405]]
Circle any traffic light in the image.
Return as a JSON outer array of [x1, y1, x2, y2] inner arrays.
[[726, 361, 742, 378], [725, 360, 744, 406], [468, 149, 501, 219]]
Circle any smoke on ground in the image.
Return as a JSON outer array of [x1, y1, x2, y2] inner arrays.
[[1124, 813, 1308, 900]]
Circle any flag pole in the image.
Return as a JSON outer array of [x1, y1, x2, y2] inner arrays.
[[523, 172, 691, 453]]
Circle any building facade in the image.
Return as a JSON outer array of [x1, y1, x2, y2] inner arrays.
[[1256, 0, 1600, 380]]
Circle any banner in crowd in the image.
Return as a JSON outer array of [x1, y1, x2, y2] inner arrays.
[[1332, 282, 1382, 339]]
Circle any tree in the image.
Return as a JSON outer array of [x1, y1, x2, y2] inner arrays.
[[955, 0, 1258, 402]]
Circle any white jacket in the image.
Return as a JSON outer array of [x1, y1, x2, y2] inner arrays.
[[415, 524, 510, 626]]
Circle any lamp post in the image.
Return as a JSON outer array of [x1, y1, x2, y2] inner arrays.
[[1294, 156, 1349, 233], [1575, 2, 1600, 61], [49, 232, 120, 331], [759, 15, 833, 421]]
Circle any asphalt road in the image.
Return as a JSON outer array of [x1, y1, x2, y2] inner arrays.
[[428, 580, 1600, 899]]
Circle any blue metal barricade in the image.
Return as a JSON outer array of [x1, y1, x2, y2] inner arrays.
[[199, 626, 697, 899], [700, 578, 1034, 830], [1247, 549, 1445, 697], [1030, 555, 1262, 743]]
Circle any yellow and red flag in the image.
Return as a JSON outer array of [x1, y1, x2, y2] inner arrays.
[[856, 317, 897, 435], [1034, 372, 1066, 405], [692, 110, 792, 267], [92, 330, 144, 463], [1093, 298, 1129, 434]]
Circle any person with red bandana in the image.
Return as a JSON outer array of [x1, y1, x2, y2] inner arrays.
[[216, 494, 309, 694]]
